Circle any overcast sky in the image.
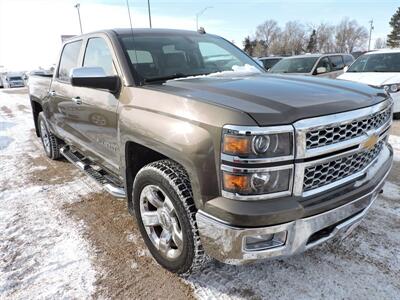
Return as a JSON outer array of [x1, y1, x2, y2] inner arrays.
[[0, 0, 398, 71]]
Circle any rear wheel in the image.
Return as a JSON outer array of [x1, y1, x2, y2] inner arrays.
[[38, 112, 62, 160], [133, 160, 207, 275], [394, 112, 400, 120]]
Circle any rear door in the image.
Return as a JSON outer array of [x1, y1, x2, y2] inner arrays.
[[314, 56, 332, 77], [48, 39, 83, 142], [71, 36, 120, 172]]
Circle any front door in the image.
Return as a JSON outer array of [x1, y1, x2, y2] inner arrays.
[[70, 37, 120, 173]]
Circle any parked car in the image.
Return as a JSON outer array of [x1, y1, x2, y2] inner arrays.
[[338, 49, 400, 118], [258, 56, 283, 70], [269, 53, 354, 78], [4, 74, 25, 88], [29, 28, 393, 275]]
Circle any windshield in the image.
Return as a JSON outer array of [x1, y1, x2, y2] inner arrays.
[[118, 33, 263, 83], [347, 53, 400, 72], [269, 57, 319, 74], [8, 76, 23, 81]]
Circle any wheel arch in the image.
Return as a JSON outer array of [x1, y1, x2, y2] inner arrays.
[[30, 96, 43, 137]]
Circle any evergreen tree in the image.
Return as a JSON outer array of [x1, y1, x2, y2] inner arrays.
[[387, 7, 400, 48], [307, 29, 317, 53], [243, 36, 254, 55]]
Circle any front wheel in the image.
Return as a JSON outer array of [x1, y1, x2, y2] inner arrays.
[[133, 160, 207, 275], [38, 112, 62, 160]]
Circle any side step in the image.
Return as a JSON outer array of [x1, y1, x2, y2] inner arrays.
[[60, 146, 126, 198]]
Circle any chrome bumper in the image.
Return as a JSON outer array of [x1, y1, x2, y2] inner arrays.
[[196, 145, 392, 264]]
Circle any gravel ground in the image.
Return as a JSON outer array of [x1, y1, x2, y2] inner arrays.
[[0, 88, 399, 299]]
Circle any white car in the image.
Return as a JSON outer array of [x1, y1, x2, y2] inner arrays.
[[338, 49, 400, 118]]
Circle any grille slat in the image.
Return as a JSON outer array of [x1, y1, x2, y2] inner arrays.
[[306, 108, 391, 150], [303, 141, 383, 192]]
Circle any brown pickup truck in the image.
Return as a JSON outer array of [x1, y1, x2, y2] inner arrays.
[[29, 28, 393, 275]]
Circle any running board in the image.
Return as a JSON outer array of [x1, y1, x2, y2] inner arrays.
[[60, 146, 126, 198]]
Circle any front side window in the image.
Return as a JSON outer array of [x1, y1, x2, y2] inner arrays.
[[269, 57, 319, 74], [58, 40, 82, 81], [343, 55, 354, 66], [261, 58, 281, 70], [83, 38, 116, 76], [347, 53, 400, 73], [329, 55, 345, 71], [118, 33, 263, 83], [315, 57, 332, 73]]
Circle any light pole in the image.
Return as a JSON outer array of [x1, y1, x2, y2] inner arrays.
[[74, 3, 83, 34], [196, 6, 212, 30], [147, 0, 152, 28], [368, 19, 374, 51]]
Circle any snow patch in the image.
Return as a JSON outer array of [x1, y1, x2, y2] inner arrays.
[[382, 181, 400, 200], [389, 134, 400, 161], [0, 91, 98, 299]]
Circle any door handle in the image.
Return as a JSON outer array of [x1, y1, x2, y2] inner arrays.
[[72, 97, 82, 105], [49, 90, 57, 97]]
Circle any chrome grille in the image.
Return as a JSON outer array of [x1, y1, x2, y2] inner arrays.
[[306, 108, 391, 150], [303, 141, 383, 192]]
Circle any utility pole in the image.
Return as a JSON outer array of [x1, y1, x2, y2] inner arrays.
[[368, 19, 374, 51], [147, 0, 152, 28], [196, 6, 212, 30], [74, 3, 83, 34]]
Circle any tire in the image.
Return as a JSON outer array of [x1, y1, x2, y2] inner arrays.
[[394, 112, 400, 120], [133, 159, 207, 275], [38, 112, 62, 160]]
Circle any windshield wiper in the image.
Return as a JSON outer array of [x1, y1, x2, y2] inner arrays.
[[144, 72, 209, 83]]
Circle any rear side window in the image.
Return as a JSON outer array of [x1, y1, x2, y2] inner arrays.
[[343, 55, 354, 66], [58, 40, 82, 81], [329, 55, 345, 71], [83, 38, 116, 76]]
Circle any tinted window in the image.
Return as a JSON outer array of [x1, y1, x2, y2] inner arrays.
[[315, 57, 332, 73], [329, 56, 344, 71], [347, 53, 400, 72], [83, 38, 115, 76], [58, 40, 82, 81], [343, 55, 354, 66], [261, 58, 281, 70], [269, 57, 318, 74]]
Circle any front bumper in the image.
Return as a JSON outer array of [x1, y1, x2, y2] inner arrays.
[[196, 145, 393, 264]]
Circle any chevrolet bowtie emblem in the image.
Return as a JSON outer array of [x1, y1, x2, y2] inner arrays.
[[362, 133, 379, 151]]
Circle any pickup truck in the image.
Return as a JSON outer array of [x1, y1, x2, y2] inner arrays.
[[29, 28, 393, 275]]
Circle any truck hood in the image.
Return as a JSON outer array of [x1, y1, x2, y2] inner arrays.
[[146, 73, 387, 125], [338, 72, 400, 87]]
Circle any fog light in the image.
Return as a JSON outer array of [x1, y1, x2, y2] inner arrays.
[[244, 231, 287, 251]]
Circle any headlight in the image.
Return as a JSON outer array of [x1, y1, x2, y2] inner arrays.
[[384, 84, 400, 93], [222, 167, 293, 196], [222, 126, 294, 160], [221, 125, 294, 200]]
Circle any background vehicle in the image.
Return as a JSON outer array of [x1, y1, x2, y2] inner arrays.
[[29, 29, 393, 275], [258, 56, 283, 70], [338, 49, 400, 118], [269, 53, 354, 78], [4, 74, 25, 88]]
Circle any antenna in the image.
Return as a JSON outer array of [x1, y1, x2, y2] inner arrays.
[[125, 0, 140, 84]]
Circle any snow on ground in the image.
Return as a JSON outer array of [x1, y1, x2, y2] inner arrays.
[[0, 90, 99, 298], [389, 135, 400, 161]]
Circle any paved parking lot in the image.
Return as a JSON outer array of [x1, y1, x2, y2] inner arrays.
[[1, 88, 399, 299]]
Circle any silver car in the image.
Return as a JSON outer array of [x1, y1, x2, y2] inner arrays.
[[269, 53, 354, 78]]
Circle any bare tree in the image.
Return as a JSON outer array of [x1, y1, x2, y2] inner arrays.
[[374, 37, 387, 49], [315, 23, 335, 53], [281, 21, 307, 55], [335, 18, 368, 53], [255, 20, 281, 56]]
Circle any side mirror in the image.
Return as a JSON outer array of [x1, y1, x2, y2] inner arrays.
[[316, 67, 327, 74], [343, 65, 349, 72], [70, 67, 120, 93]]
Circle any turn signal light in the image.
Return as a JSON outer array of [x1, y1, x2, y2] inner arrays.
[[223, 173, 249, 192], [223, 135, 251, 155]]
